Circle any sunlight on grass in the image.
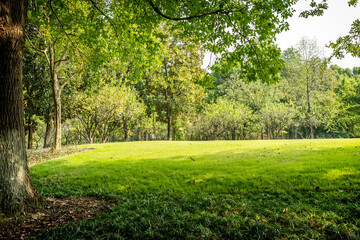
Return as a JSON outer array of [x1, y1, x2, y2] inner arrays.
[[29, 139, 360, 239], [325, 167, 359, 180]]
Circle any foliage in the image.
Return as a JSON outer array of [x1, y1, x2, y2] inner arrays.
[[260, 102, 294, 139], [23, 47, 52, 149], [198, 99, 252, 140], [73, 84, 145, 143], [136, 29, 206, 140]]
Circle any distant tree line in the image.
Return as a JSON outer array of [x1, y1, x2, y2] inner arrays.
[[24, 37, 360, 148]]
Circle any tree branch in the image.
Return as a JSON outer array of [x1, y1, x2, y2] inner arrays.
[[54, 50, 68, 68], [148, 0, 247, 21], [223, 13, 262, 69], [49, 0, 85, 59], [25, 33, 47, 54], [87, 0, 119, 38], [59, 69, 83, 92]]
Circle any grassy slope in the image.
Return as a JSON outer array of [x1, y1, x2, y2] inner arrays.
[[30, 139, 360, 239]]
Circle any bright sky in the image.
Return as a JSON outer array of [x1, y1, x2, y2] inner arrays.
[[203, 0, 360, 70], [276, 0, 360, 69]]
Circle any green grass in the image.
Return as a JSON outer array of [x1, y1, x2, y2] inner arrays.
[[30, 139, 360, 239]]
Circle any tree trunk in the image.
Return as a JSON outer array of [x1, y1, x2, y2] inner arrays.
[[145, 131, 149, 141], [242, 123, 247, 140], [0, 0, 41, 215], [167, 115, 172, 141], [50, 45, 62, 150], [288, 126, 293, 139], [172, 127, 176, 141], [27, 124, 33, 150], [123, 117, 129, 142], [152, 112, 156, 137], [53, 88, 61, 149], [44, 118, 53, 148], [306, 75, 314, 139], [166, 103, 172, 141], [137, 127, 141, 141]]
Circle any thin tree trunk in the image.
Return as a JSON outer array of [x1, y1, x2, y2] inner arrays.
[[231, 129, 236, 140], [27, 124, 33, 150], [53, 88, 61, 149], [44, 117, 53, 148], [152, 112, 156, 137], [288, 125, 293, 139], [306, 74, 314, 139], [145, 131, 149, 141], [310, 125, 314, 139], [123, 117, 129, 142], [0, 0, 41, 215], [243, 123, 247, 140], [172, 127, 176, 141], [137, 127, 141, 141], [49, 44, 62, 150], [167, 114, 172, 141]]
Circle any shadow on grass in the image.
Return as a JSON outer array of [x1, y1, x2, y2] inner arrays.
[[29, 142, 360, 239], [30, 144, 360, 196]]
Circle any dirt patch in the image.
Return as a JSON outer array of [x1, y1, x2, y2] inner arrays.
[[27, 147, 95, 167], [0, 197, 116, 240]]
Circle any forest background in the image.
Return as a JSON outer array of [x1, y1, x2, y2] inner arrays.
[[23, 0, 360, 150]]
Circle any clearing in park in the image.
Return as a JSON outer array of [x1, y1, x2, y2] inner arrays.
[[22, 139, 360, 239]]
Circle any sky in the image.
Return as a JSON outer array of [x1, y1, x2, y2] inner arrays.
[[203, 0, 360, 70], [276, 0, 360, 69]]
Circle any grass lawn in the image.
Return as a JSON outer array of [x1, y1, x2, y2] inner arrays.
[[30, 139, 360, 239]]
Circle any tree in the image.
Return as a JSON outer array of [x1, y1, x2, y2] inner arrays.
[[23, 47, 51, 149], [333, 67, 360, 137], [1, 0, 299, 215], [75, 84, 145, 143], [148, 33, 206, 140], [26, 1, 106, 150], [296, 38, 324, 138], [199, 99, 252, 140], [260, 102, 294, 139], [0, 0, 41, 215]]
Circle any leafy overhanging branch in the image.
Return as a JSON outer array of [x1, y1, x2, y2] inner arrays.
[[148, 0, 248, 21]]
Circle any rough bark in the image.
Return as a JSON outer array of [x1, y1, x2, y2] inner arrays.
[[0, 0, 41, 215]]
